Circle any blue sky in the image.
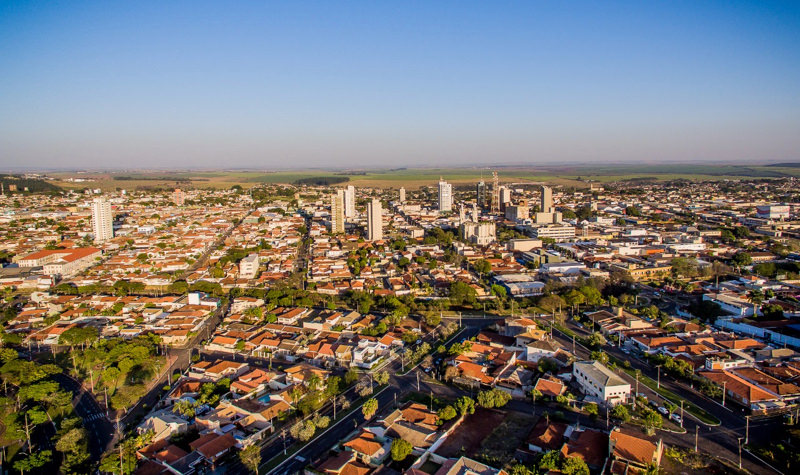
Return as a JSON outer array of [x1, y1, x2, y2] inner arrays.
[[1, 1, 799, 169]]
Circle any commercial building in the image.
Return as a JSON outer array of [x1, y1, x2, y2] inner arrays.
[[756, 205, 790, 220], [438, 178, 452, 212], [533, 224, 575, 241], [330, 190, 345, 233], [476, 181, 487, 208], [366, 199, 383, 241], [91, 196, 114, 242], [535, 185, 562, 223], [17, 247, 102, 277], [572, 360, 631, 405]]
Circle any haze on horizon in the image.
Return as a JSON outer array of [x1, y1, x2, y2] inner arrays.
[[1, 1, 799, 170]]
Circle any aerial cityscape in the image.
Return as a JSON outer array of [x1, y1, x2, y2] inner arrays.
[[2, 2, 800, 475]]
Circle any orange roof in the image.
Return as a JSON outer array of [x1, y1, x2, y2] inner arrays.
[[610, 431, 658, 465], [343, 430, 383, 456]]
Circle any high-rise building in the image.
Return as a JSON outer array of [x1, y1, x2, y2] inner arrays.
[[399, 187, 406, 203], [438, 178, 452, 212], [460, 221, 496, 246], [476, 181, 487, 208], [330, 190, 345, 233], [91, 197, 114, 242], [491, 171, 500, 212], [367, 199, 383, 241], [173, 188, 185, 206], [344, 185, 356, 218], [541, 186, 554, 213], [499, 186, 511, 205], [472, 203, 479, 223]]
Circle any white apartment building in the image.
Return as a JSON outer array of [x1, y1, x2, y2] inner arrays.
[[91, 196, 114, 242], [330, 190, 345, 233], [533, 224, 575, 241], [367, 198, 383, 241], [438, 178, 452, 212], [573, 360, 631, 405], [399, 187, 406, 203], [344, 185, 356, 218], [239, 253, 259, 279]]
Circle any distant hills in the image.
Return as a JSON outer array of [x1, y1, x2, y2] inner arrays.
[[767, 163, 800, 168]]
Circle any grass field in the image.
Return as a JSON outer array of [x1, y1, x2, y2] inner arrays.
[[47, 164, 800, 191]]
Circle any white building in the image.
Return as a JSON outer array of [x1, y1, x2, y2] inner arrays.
[[756, 205, 790, 220], [438, 178, 452, 212], [461, 221, 495, 246], [399, 187, 406, 203], [91, 196, 114, 242], [344, 185, 356, 218], [533, 224, 575, 241], [367, 198, 383, 241], [573, 360, 631, 405], [330, 190, 345, 233], [239, 253, 259, 279]]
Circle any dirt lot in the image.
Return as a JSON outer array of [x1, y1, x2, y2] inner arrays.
[[436, 408, 506, 458]]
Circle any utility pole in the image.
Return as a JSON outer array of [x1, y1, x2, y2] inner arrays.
[[745, 415, 749, 444], [738, 437, 743, 469], [416, 371, 420, 391], [657, 366, 661, 389], [722, 381, 727, 407], [695, 425, 698, 452], [572, 335, 575, 354], [680, 401, 684, 429]]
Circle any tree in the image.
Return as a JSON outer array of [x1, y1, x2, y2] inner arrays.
[[538, 451, 561, 471], [561, 456, 590, 475], [362, 398, 378, 420], [14, 450, 53, 475], [449, 281, 477, 307], [578, 286, 603, 307], [747, 289, 765, 317], [611, 404, 631, 423], [374, 370, 390, 386], [564, 289, 585, 314], [437, 405, 457, 422], [454, 396, 475, 416], [239, 445, 262, 474], [732, 252, 752, 269], [345, 367, 359, 385], [642, 408, 663, 434], [391, 438, 413, 462], [477, 388, 511, 408], [473, 259, 492, 278]]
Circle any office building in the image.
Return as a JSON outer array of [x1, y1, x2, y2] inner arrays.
[[367, 199, 383, 241], [399, 187, 406, 203], [91, 197, 114, 242], [438, 178, 452, 212], [533, 224, 575, 241], [573, 360, 631, 405], [330, 190, 345, 233], [344, 185, 356, 218]]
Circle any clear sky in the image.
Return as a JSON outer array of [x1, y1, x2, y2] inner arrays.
[[1, 1, 799, 170]]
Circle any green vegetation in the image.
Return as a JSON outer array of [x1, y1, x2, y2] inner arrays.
[[294, 176, 350, 186]]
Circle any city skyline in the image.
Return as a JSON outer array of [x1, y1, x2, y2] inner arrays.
[[2, 1, 799, 169]]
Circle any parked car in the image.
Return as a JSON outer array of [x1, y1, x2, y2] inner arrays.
[[649, 400, 660, 408], [657, 406, 669, 415], [670, 413, 682, 424]]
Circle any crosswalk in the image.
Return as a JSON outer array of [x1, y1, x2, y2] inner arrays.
[[85, 412, 106, 421]]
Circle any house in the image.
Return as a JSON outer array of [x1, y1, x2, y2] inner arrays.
[[608, 429, 663, 470], [342, 430, 391, 466], [382, 402, 441, 450], [526, 339, 561, 362], [527, 418, 571, 452], [560, 427, 608, 470], [137, 409, 191, 442], [533, 376, 566, 399], [572, 360, 631, 405], [189, 432, 238, 463], [433, 456, 507, 475]]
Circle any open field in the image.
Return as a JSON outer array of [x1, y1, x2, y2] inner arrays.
[[45, 164, 800, 191]]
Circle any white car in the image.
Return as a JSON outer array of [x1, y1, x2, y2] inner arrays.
[[657, 406, 669, 415], [670, 413, 682, 424]]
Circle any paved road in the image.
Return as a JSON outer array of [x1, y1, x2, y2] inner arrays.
[[53, 373, 115, 461]]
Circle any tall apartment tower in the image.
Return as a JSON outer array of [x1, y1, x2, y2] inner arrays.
[[91, 196, 114, 242], [491, 171, 500, 212], [476, 181, 487, 208], [173, 188, 185, 206], [367, 199, 383, 241], [541, 186, 554, 213], [399, 187, 406, 203], [438, 178, 452, 212], [344, 185, 356, 218], [330, 190, 345, 233], [499, 186, 511, 205]]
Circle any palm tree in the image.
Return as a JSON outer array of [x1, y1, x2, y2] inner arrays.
[[747, 289, 764, 318]]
